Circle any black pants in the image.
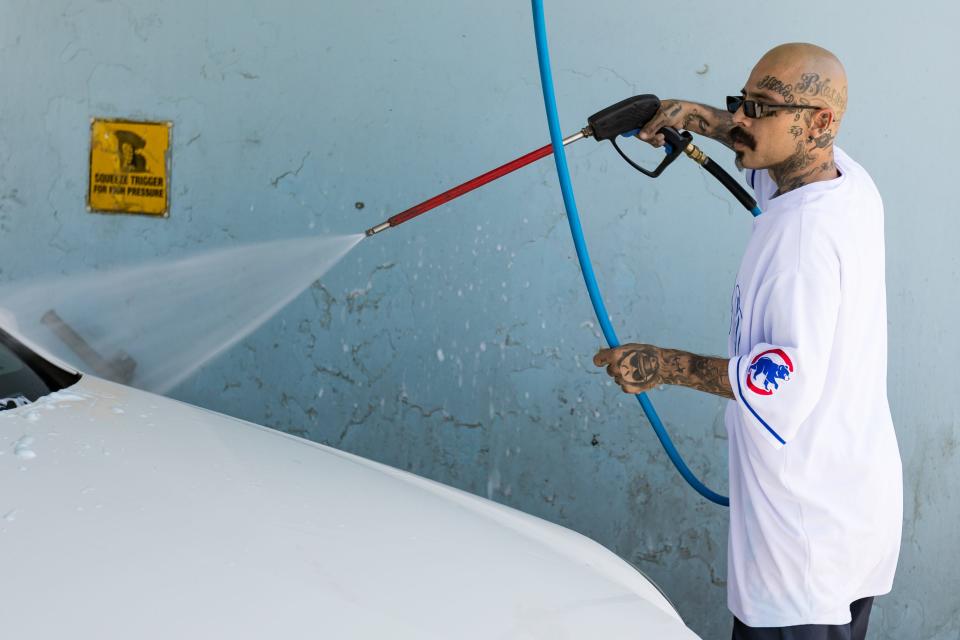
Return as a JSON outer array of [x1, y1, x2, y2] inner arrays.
[[731, 597, 874, 640]]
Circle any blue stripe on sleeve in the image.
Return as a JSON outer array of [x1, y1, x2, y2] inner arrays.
[[736, 356, 787, 445]]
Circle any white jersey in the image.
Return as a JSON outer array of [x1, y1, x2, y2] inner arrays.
[[725, 147, 902, 627]]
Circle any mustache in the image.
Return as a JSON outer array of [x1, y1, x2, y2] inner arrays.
[[730, 126, 756, 150]]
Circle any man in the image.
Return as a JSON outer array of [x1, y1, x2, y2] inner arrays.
[[593, 43, 902, 639]]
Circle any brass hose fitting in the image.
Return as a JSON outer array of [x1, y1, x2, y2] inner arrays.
[[683, 142, 708, 166]]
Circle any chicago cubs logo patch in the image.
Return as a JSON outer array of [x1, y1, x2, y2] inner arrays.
[[746, 349, 794, 395]]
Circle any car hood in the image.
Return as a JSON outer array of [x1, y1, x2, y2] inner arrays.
[[0, 376, 698, 639]]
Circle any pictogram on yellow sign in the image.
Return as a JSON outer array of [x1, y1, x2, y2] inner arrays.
[[88, 118, 171, 216]]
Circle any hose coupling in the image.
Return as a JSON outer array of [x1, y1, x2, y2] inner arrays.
[[683, 142, 708, 166]]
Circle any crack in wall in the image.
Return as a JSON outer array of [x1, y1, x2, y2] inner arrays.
[[338, 402, 376, 444], [400, 395, 482, 429], [312, 364, 359, 386], [270, 151, 311, 188]]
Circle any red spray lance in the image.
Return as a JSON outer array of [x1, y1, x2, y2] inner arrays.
[[364, 94, 758, 237]]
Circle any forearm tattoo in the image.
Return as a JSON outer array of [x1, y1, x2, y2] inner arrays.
[[653, 348, 734, 399], [685, 103, 736, 149], [613, 346, 734, 400], [684, 352, 735, 400]]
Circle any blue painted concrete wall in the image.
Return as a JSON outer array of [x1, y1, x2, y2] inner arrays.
[[1, 1, 956, 637]]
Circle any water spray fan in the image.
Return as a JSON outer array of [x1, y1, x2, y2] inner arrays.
[[365, 7, 757, 506]]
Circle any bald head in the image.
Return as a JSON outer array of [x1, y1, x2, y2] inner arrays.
[[752, 43, 848, 121], [731, 43, 848, 189]]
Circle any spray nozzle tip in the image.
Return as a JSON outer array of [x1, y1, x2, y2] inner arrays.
[[365, 222, 391, 237]]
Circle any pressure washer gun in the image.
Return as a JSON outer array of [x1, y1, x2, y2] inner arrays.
[[365, 94, 758, 236]]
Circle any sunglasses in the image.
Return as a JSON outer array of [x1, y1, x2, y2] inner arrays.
[[726, 95, 823, 119]]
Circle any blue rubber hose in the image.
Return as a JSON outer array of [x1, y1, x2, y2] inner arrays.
[[530, 0, 729, 506]]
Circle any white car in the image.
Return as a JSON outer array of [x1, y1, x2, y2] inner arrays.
[[0, 316, 700, 639]]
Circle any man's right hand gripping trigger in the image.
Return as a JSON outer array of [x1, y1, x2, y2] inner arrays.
[[637, 99, 736, 150]]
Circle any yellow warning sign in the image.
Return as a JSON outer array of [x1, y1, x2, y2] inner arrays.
[[88, 118, 171, 216]]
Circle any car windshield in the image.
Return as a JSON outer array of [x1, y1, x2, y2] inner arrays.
[[0, 326, 80, 411]]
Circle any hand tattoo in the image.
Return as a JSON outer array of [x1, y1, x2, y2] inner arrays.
[[664, 101, 683, 118], [621, 348, 660, 386]]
